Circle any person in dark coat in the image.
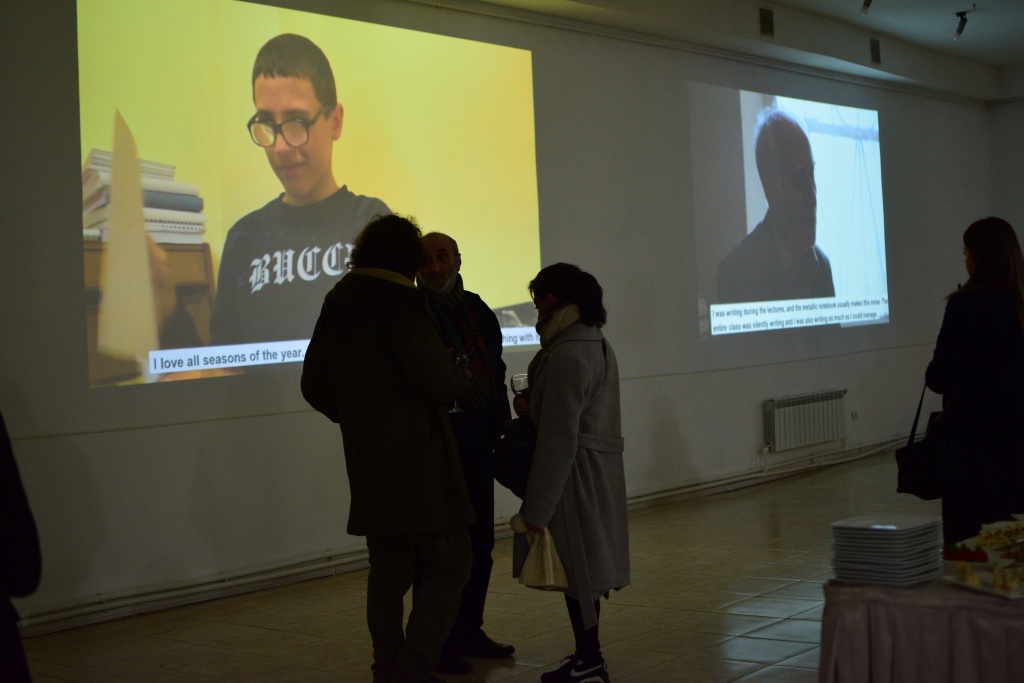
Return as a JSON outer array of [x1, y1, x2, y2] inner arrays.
[[512, 264, 628, 683], [301, 214, 486, 683], [925, 216, 1024, 543], [1, 411, 42, 682], [415, 232, 514, 674]]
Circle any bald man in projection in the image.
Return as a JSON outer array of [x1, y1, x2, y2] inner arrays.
[[716, 109, 835, 304]]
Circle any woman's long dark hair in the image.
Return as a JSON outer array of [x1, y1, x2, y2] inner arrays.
[[955, 216, 1024, 332], [529, 263, 607, 327]]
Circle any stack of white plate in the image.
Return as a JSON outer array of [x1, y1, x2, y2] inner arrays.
[[831, 514, 943, 586]]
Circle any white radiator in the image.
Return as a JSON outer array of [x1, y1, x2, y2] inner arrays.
[[763, 389, 847, 453]]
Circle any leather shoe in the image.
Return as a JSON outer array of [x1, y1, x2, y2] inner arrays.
[[460, 630, 515, 659]]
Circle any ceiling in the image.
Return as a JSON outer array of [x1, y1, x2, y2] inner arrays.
[[452, 0, 1024, 98], [769, 0, 1024, 68]]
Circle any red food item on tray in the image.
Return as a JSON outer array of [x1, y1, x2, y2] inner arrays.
[[943, 545, 987, 562]]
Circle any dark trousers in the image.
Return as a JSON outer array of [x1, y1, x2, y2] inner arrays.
[[450, 451, 496, 638], [1, 603, 31, 683], [565, 595, 602, 662], [366, 530, 471, 683]]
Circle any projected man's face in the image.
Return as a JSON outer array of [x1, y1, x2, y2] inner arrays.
[[420, 234, 462, 294], [765, 124, 817, 253], [253, 75, 343, 206]]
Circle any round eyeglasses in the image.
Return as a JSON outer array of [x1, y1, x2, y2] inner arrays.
[[247, 108, 328, 148]]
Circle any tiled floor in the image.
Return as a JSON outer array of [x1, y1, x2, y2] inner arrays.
[[22, 451, 939, 682]]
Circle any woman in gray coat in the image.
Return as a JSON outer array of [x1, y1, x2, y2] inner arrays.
[[513, 263, 629, 683]]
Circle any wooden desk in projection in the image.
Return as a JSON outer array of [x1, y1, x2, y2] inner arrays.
[[84, 242, 215, 385]]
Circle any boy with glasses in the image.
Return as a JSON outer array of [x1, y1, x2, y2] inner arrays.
[[210, 34, 389, 347]]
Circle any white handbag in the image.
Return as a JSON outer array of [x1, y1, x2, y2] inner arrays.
[[510, 514, 568, 590]]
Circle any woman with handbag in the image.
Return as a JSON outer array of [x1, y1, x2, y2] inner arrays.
[[925, 217, 1024, 543], [511, 263, 628, 683]]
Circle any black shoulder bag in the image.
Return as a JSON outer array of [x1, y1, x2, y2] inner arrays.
[[895, 385, 963, 500], [493, 416, 536, 499]]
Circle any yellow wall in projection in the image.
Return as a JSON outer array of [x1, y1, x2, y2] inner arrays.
[[77, 0, 539, 308]]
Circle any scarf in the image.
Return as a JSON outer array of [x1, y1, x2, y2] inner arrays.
[[350, 267, 415, 288], [416, 273, 496, 404], [537, 304, 581, 347]]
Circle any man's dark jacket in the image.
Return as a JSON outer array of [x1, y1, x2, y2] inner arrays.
[[717, 218, 834, 304], [301, 269, 475, 537]]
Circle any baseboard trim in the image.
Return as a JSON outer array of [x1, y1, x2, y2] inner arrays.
[[19, 438, 900, 637]]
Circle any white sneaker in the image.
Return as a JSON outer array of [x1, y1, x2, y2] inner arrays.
[[540, 655, 610, 683]]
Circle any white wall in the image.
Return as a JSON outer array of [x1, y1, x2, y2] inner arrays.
[[990, 101, 1024, 231], [0, 0, 1014, 623]]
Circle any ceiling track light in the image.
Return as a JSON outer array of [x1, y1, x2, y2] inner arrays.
[[954, 3, 977, 40], [860, 0, 873, 16]]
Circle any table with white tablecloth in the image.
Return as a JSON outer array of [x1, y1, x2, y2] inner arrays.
[[819, 578, 1024, 683]]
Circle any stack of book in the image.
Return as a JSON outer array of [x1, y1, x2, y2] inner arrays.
[[82, 149, 206, 244]]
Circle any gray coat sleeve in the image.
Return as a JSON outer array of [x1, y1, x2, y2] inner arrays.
[[521, 348, 595, 527]]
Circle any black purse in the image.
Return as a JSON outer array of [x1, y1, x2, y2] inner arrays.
[[494, 417, 535, 499], [895, 385, 963, 500]]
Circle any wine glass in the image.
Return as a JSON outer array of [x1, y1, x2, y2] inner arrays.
[[450, 353, 469, 413], [510, 373, 529, 396]]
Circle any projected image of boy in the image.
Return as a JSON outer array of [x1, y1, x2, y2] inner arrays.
[[210, 34, 389, 346], [716, 109, 834, 304]]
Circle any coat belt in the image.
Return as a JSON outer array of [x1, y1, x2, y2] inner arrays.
[[577, 432, 625, 453]]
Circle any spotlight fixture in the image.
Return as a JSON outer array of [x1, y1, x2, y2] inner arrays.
[[954, 11, 968, 39], [954, 4, 976, 41], [860, 0, 873, 16]]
